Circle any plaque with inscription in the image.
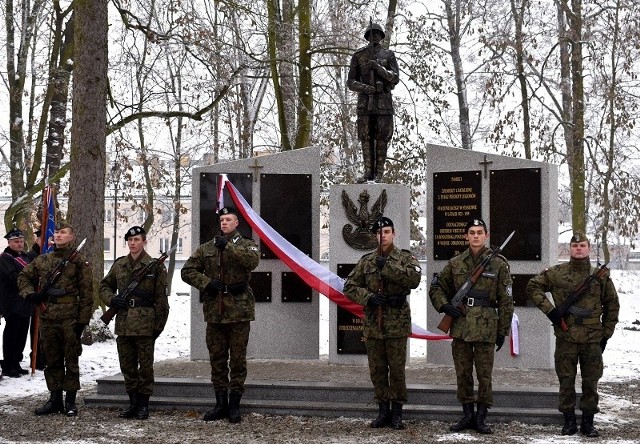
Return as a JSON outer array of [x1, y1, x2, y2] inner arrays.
[[260, 174, 312, 259], [281, 272, 312, 303], [510, 274, 536, 307], [490, 168, 541, 261], [251, 272, 272, 303], [336, 263, 367, 355], [433, 171, 482, 259], [199, 173, 253, 244]]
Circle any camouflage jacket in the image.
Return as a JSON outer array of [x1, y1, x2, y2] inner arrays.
[[429, 247, 514, 342], [99, 251, 170, 336], [181, 230, 260, 323], [526, 258, 619, 343], [17, 245, 94, 323], [347, 43, 399, 116], [343, 244, 421, 339]]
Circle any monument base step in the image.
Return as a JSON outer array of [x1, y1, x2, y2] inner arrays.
[[84, 376, 568, 425]]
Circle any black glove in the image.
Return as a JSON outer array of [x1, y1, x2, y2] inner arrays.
[[27, 292, 46, 305], [375, 256, 387, 270], [110, 296, 128, 309], [367, 293, 386, 308], [213, 235, 228, 251], [153, 330, 161, 340], [74, 323, 86, 340], [441, 303, 462, 319], [495, 335, 506, 352], [206, 279, 226, 294], [600, 337, 608, 352], [546, 308, 563, 327]]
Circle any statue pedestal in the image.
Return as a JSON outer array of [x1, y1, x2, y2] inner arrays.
[[328, 183, 411, 364]]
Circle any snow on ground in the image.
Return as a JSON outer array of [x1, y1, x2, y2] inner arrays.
[[1, 270, 639, 401]]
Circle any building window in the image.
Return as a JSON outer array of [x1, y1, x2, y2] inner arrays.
[[104, 238, 111, 252], [105, 209, 112, 222], [159, 238, 170, 252], [177, 237, 184, 253]]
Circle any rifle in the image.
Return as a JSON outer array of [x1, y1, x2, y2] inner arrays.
[[375, 212, 384, 330], [437, 230, 515, 334], [556, 262, 610, 332], [35, 238, 88, 305], [31, 238, 86, 376], [100, 244, 176, 325]]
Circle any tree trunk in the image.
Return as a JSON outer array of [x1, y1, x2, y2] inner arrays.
[[511, 0, 532, 159], [68, 0, 108, 302], [294, 0, 312, 148], [444, 0, 472, 149]]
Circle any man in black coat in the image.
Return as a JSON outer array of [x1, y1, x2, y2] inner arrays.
[[0, 228, 34, 377]]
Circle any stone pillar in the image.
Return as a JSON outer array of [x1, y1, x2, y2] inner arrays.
[[328, 183, 411, 364]]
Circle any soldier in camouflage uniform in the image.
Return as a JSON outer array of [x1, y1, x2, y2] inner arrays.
[[347, 22, 399, 183], [429, 218, 513, 434], [18, 220, 94, 417], [344, 217, 421, 430], [527, 232, 619, 438], [181, 207, 260, 424], [99, 226, 169, 420]]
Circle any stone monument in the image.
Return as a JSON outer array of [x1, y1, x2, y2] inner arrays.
[[189, 146, 321, 360], [329, 183, 411, 364], [425, 144, 559, 369]]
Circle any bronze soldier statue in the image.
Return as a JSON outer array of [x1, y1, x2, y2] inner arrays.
[[347, 22, 399, 183]]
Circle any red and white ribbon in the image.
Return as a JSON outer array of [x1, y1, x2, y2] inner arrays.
[[222, 174, 449, 340]]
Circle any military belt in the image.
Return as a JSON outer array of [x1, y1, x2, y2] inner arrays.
[[227, 282, 248, 295], [464, 297, 495, 308], [127, 297, 154, 308], [48, 295, 77, 304]]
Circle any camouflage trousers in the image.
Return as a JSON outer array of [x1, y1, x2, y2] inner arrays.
[[365, 337, 407, 403], [206, 321, 250, 394], [451, 338, 495, 405], [117, 335, 156, 395], [555, 338, 603, 414], [40, 317, 81, 392]]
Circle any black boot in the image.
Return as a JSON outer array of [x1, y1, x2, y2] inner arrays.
[[580, 412, 599, 437], [562, 410, 577, 435], [390, 402, 404, 430], [203, 390, 228, 421], [450, 402, 475, 432], [35, 390, 64, 415], [135, 394, 150, 420], [119, 391, 138, 419], [475, 403, 492, 434], [65, 391, 78, 417], [370, 402, 391, 428], [228, 392, 242, 423]]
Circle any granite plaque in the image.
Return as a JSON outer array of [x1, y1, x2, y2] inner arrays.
[[199, 173, 253, 244], [260, 174, 312, 259], [433, 171, 482, 259], [281, 271, 312, 303], [336, 263, 366, 355], [251, 271, 272, 303], [490, 168, 541, 260], [511, 274, 536, 307]]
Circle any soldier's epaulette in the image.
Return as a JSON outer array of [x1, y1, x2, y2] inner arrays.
[[494, 254, 508, 263], [361, 251, 376, 259], [114, 255, 127, 263], [354, 45, 371, 55]]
